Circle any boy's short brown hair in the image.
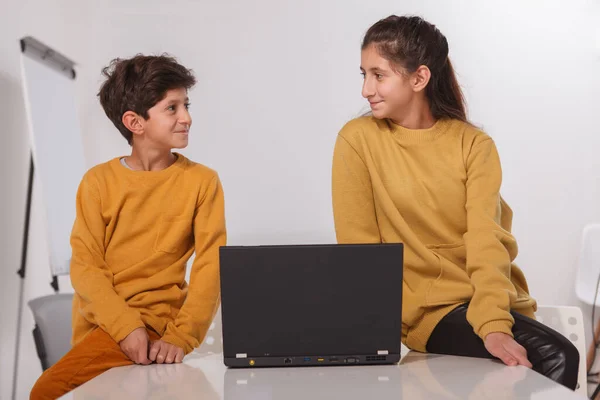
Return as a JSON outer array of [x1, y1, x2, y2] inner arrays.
[[98, 54, 196, 145]]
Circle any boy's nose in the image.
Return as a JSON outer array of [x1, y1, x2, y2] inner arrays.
[[180, 111, 192, 126]]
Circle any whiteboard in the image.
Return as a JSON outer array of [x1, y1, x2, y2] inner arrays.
[[19, 37, 86, 276]]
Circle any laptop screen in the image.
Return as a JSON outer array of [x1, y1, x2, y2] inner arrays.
[[220, 244, 403, 358]]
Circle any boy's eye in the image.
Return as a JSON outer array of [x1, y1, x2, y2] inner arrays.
[[360, 72, 366, 79], [167, 105, 176, 111], [375, 73, 383, 80], [184, 103, 191, 110]]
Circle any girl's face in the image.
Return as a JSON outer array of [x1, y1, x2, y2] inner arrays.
[[360, 44, 416, 122]]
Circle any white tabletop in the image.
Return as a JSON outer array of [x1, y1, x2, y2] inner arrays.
[[60, 350, 585, 399]]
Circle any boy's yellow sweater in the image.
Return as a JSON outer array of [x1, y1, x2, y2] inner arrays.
[[332, 117, 536, 352], [69, 153, 226, 354]]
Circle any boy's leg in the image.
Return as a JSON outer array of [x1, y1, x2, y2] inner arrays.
[[30, 327, 160, 400], [426, 303, 579, 390]]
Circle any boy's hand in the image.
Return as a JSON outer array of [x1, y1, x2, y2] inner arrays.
[[149, 340, 184, 364], [119, 327, 151, 365], [484, 332, 532, 368]]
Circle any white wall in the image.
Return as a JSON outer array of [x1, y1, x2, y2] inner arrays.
[[80, 0, 600, 299], [2, 0, 599, 397]]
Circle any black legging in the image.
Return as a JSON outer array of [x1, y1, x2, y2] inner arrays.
[[426, 303, 580, 391]]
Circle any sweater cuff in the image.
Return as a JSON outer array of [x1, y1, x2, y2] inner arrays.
[[477, 320, 514, 341], [161, 323, 197, 355], [108, 311, 145, 343]]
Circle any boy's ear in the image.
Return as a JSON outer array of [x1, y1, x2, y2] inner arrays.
[[122, 111, 145, 137]]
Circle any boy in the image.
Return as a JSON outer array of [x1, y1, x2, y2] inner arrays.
[[30, 54, 226, 399]]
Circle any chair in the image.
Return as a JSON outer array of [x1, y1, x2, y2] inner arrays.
[[575, 224, 600, 307], [28, 293, 74, 370], [574, 224, 600, 374], [534, 305, 586, 395]]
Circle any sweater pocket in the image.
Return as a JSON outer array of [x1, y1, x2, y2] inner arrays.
[[154, 215, 193, 254], [425, 242, 472, 306]]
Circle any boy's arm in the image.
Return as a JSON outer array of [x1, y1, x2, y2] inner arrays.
[[161, 174, 226, 354], [70, 173, 145, 343]]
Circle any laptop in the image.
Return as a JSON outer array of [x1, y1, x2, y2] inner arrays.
[[219, 243, 403, 368]]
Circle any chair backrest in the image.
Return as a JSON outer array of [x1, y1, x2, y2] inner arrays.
[[534, 305, 586, 394], [198, 306, 223, 354], [575, 223, 600, 305], [28, 293, 74, 370]]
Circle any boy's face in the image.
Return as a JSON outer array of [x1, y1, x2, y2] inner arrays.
[[139, 87, 192, 149]]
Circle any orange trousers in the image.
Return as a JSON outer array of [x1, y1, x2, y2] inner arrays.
[[30, 327, 160, 400]]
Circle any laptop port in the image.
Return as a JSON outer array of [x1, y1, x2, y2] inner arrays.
[[329, 357, 339, 362], [284, 358, 292, 364], [345, 357, 359, 364], [366, 355, 387, 362], [303, 357, 311, 362]]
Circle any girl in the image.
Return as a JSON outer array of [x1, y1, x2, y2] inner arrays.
[[331, 15, 579, 390]]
